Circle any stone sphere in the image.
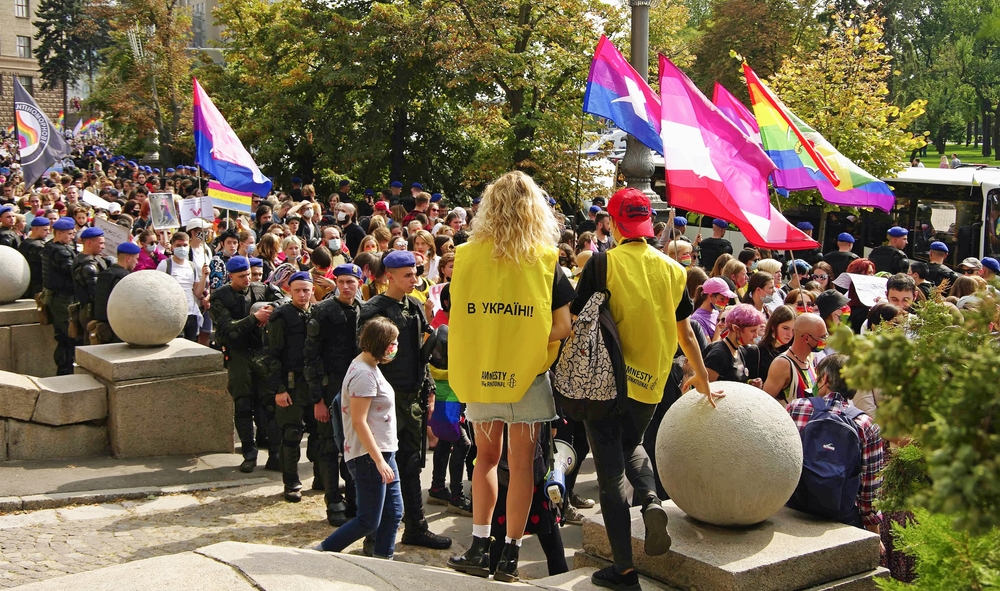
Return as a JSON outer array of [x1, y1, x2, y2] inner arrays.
[[0, 245, 30, 304], [656, 381, 803, 526], [107, 270, 188, 346]]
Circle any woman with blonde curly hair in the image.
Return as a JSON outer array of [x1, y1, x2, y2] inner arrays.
[[447, 171, 574, 581]]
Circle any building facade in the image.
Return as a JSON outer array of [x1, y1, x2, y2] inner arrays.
[[0, 0, 69, 131]]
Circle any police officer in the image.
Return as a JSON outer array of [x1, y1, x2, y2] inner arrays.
[[360, 250, 451, 549], [0, 206, 19, 248], [304, 263, 363, 525], [795, 221, 823, 266], [210, 256, 284, 473], [820, 232, 859, 280], [697, 218, 733, 271], [19, 216, 51, 299], [869, 226, 910, 275], [926, 241, 957, 288], [262, 271, 315, 502], [72, 227, 113, 346], [92, 242, 141, 344], [42, 217, 78, 375]]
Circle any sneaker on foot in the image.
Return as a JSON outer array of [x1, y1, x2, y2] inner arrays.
[[446, 494, 473, 516], [591, 565, 640, 591], [427, 486, 450, 506], [642, 499, 671, 556], [571, 492, 595, 509], [564, 505, 585, 525]]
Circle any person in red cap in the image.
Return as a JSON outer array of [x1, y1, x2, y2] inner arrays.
[[571, 187, 720, 591]]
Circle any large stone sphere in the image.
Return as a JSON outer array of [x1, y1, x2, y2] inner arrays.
[[656, 381, 803, 526], [107, 270, 188, 346], [0, 245, 30, 304]]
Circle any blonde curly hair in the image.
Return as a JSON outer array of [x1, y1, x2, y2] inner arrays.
[[468, 171, 559, 265]]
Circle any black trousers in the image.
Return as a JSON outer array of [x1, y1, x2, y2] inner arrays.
[[395, 389, 428, 535], [315, 392, 356, 513], [431, 426, 471, 497], [585, 398, 658, 571]]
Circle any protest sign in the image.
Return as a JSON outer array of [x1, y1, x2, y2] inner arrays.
[[95, 216, 130, 258], [178, 196, 214, 225], [81, 189, 112, 211], [149, 193, 179, 230], [427, 282, 449, 328], [835, 273, 888, 306]]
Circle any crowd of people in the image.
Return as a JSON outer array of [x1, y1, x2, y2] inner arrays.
[[3, 143, 990, 588]]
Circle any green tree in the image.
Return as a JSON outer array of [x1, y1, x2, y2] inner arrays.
[[88, 0, 195, 166], [764, 14, 925, 208]]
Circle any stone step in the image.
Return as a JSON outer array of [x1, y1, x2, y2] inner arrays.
[[582, 502, 880, 591], [532, 566, 674, 591]]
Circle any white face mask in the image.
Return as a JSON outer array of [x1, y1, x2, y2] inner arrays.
[[302, 208, 314, 218], [173, 246, 189, 260], [336, 211, 348, 222], [144, 244, 155, 253], [328, 238, 341, 251]]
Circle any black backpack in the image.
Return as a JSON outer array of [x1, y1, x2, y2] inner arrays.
[[553, 252, 628, 421]]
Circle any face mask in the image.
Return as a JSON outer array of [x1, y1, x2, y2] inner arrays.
[[336, 212, 348, 222], [679, 254, 692, 267], [559, 257, 571, 267], [811, 338, 826, 353], [385, 342, 398, 362], [750, 261, 759, 271], [302, 208, 313, 218], [173, 246, 189, 259], [144, 244, 155, 253], [246, 244, 256, 255], [328, 238, 341, 251], [589, 241, 597, 252], [416, 265, 425, 276]]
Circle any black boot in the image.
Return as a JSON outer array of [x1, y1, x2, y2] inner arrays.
[[447, 535, 491, 578], [493, 541, 520, 583]]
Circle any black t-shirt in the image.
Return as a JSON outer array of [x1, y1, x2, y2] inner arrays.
[[748, 342, 787, 383], [698, 237, 733, 272], [703, 340, 750, 383], [822, 250, 859, 278], [552, 267, 576, 310]]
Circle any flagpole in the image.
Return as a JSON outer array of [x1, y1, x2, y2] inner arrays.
[[772, 188, 807, 310]]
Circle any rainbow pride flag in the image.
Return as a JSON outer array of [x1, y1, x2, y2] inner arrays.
[[208, 180, 252, 213], [54, 110, 64, 133], [743, 63, 895, 212], [5, 124, 14, 137]]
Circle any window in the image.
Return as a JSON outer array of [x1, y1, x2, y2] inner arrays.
[[18, 75, 32, 95], [15, 0, 28, 18], [16, 36, 30, 58]]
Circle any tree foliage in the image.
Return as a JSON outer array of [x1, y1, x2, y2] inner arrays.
[[765, 14, 925, 208]]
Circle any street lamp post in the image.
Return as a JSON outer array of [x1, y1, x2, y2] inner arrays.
[[619, 0, 665, 208]]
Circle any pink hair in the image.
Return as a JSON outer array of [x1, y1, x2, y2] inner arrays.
[[725, 303, 765, 329]]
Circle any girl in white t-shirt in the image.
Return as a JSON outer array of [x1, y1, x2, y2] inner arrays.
[[316, 317, 402, 559]]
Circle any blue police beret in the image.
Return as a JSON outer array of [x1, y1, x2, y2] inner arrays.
[[333, 263, 363, 280], [339, 179, 351, 187], [30, 216, 50, 227], [390, 181, 403, 188], [383, 250, 416, 269], [291, 176, 302, 184], [983, 257, 1000, 273], [674, 216, 687, 227], [52, 217, 75, 231], [226, 256, 250, 273], [796, 221, 814, 231], [117, 242, 141, 255], [288, 271, 312, 284], [411, 182, 423, 190], [589, 205, 601, 214], [153, 168, 160, 174], [364, 188, 374, 196], [887, 226, 908, 237], [127, 160, 137, 167], [929, 241, 948, 253], [166, 168, 175, 173], [248, 257, 263, 267], [79, 227, 104, 239], [431, 193, 442, 202], [0, 206, 12, 216], [712, 218, 728, 228], [548, 197, 556, 205], [837, 232, 855, 243]]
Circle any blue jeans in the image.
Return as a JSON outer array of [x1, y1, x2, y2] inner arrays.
[[320, 452, 402, 558]]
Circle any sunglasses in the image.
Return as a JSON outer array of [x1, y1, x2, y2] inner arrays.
[[962, 269, 977, 275], [812, 274, 829, 281]]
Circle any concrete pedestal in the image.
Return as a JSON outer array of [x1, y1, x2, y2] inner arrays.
[[0, 300, 57, 377], [75, 339, 234, 459], [581, 503, 888, 591]]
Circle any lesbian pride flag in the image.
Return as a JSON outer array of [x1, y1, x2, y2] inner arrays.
[[583, 36, 662, 154], [194, 78, 272, 196], [743, 64, 894, 212], [658, 55, 817, 251]]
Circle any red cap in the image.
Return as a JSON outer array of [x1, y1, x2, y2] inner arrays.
[[374, 201, 390, 213], [607, 188, 654, 239]]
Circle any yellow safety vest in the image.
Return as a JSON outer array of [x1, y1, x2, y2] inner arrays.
[[449, 240, 558, 404], [605, 241, 687, 404]]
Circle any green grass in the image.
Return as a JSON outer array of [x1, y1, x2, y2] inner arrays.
[[926, 143, 1000, 166]]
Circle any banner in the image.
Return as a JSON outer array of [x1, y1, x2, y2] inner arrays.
[[833, 273, 889, 306], [14, 77, 70, 187], [149, 193, 180, 230], [95, 217, 131, 259], [178, 196, 214, 225], [81, 189, 112, 211], [207, 180, 252, 214]]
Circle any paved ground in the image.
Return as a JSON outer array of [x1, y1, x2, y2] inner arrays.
[[0, 449, 599, 589]]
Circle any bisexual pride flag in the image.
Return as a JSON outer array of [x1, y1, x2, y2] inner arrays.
[[743, 63, 894, 212], [208, 180, 252, 214], [193, 78, 272, 196], [583, 36, 662, 154]]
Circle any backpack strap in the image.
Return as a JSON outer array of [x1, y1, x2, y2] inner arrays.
[[808, 396, 828, 414], [592, 251, 608, 293], [166, 257, 172, 275]]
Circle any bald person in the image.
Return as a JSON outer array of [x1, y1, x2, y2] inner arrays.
[[762, 313, 828, 404]]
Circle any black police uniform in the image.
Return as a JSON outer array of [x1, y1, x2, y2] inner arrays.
[[73, 252, 113, 345], [210, 282, 284, 468], [360, 293, 446, 546], [41, 240, 77, 374], [0, 226, 20, 249], [821, 250, 859, 279], [927, 262, 958, 289], [698, 236, 732, 272], [19, 237, 46, 299], [869, 245, 909, 275], [93, 264, 130, 343], [303, 294, 361, 523], [262, 301, 314, 498]]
